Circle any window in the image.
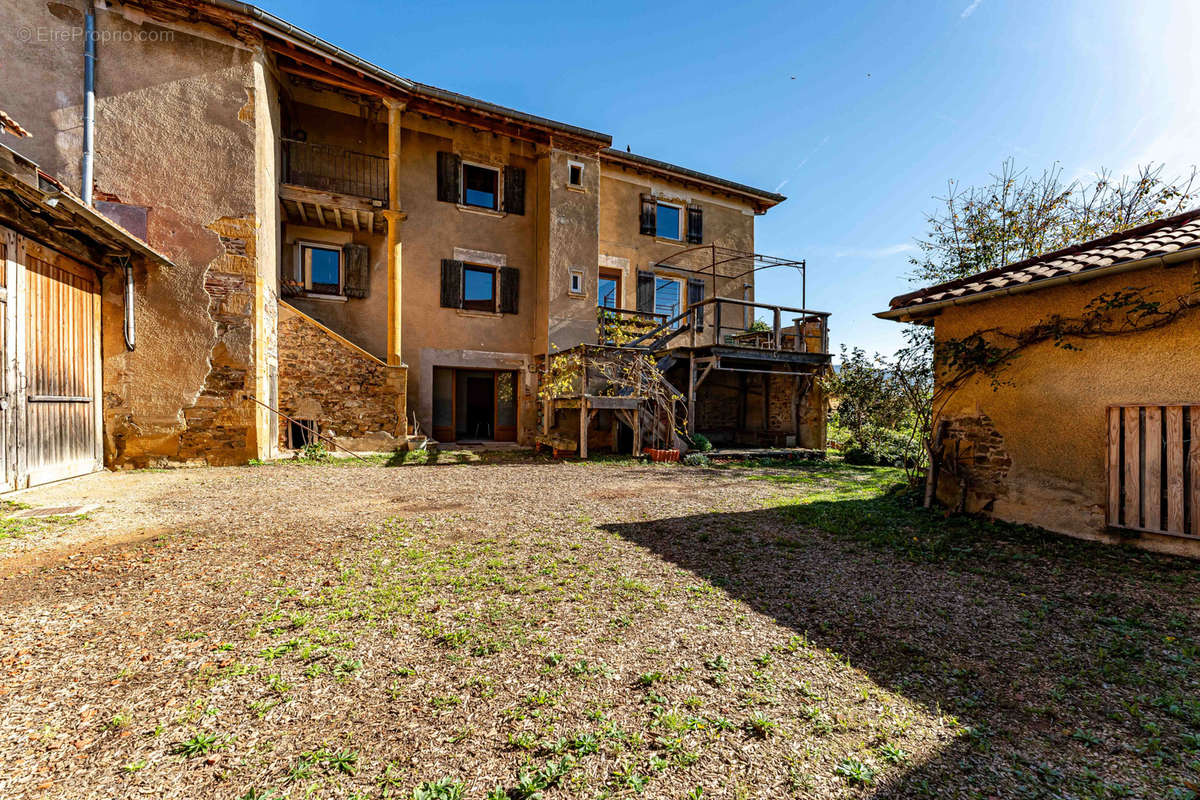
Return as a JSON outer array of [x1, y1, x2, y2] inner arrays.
[[463, 265, 497, 311], [1107, 404, 1200, 537], [656, 202, 682, 240], [297, 242, 342, 295], [655, 276, 683, 325], [462, 163, 499, 210], [567, 161, 584, 188], [598, 270, 622, 309], [569, 269, 585, 296]]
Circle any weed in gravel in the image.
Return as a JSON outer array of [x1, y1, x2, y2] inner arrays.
[[834, 756, 877, 785], [878, 742, 909, 764], [743, 714, 778, 738], [121, 759, 148, 773], [412, 776, 464, 799], [170, 732, 227, 757]]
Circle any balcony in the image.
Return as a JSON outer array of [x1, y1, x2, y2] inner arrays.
[[279, 139, 388, 233]]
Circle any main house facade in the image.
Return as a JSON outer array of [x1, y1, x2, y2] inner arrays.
[[0, 0, 829, 482]]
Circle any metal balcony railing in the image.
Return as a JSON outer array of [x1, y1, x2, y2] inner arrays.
[[282, 139, 388, 202]]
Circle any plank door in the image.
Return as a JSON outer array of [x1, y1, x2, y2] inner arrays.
[[20, 241, 101, 487], [0, 228, 15, 491]]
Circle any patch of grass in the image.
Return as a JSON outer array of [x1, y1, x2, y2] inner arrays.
[[169, 732, 227, 758]]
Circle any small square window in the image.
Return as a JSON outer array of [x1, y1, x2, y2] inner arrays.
[[567, 161, 584, 188], [462, 163, 499, 210], [656, 203, 681, 240], [463, 265, 497, 311], [297, 242, 342, 295], [569, 269, 585, 295]]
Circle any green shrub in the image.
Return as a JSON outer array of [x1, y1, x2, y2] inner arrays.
[[841, 427, 912, 467], [300, 440, 329, 462], [683, 453, 710, 467], [690, 433, 713, 452]]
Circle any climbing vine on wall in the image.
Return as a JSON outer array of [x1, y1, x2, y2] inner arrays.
[[913, 274, 1200, 506]]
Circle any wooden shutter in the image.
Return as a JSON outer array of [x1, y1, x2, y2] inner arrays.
[[503, 166, 525, 215], [636, 270, 655, 313], [686, 205, 703, 244], [639, 195, 656, 236], [1107, 404, 1200, 536], [437, 152, 461, 203], [687, 278, 705, 330], [341, 242, 369, 298], [440, 259, 464, 308], [498, 266, 519, 314]]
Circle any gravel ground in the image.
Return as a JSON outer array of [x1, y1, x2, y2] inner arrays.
[[0, 456, 1195, 799]]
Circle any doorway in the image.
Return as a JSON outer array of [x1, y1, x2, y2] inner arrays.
[[463, 375, 494, 440], [432, 367, 519, 443]]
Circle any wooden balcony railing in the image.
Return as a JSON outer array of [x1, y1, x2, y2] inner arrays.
[[282, 139, 388, 202]]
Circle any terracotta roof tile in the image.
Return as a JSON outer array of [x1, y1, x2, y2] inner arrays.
[[886, 208, 1200, 312], [0, 109, 29, 138]]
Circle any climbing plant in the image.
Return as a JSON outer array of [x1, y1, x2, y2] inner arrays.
[[908, 274, 1200, 506]]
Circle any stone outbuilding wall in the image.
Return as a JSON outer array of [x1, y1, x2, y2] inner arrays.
[[277, 304, 406, 451]]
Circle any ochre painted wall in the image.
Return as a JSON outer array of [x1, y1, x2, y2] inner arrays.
[[597, 161, 758, 329], [932, 261, 1200, 557]]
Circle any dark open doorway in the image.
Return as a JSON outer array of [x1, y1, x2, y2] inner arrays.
[[433, 367, 519, 443], [463, 374, 494, 440]]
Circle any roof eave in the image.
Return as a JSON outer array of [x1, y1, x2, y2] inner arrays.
[[878, 245, 1200, 321], [600, 148, 785, 211]]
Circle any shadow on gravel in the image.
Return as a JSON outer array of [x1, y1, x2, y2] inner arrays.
[[602, 484, 1200, 798]]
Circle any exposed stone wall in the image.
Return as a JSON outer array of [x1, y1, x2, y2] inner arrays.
[[175, 214, 260, 465], [277, 305, 406, 451], [934, 413, 1012, 513], [690, 370, 825, 448]]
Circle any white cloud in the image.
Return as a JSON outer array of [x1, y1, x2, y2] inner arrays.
[[832, 243, 916, 259], [961, 0, 983, 18]]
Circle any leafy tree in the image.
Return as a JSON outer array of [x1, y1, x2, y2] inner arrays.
[[911, 159, 1198, 286]]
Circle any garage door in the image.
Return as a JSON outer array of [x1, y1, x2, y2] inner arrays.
[[19, 239, 101, 487]]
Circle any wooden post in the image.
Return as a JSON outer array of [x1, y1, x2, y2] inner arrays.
[[578, 397, 588, 459], [773, 307, 782, 351], [1165, 406, 1184, 533], [1191, 408, 1200, 537], [715, 301, 722, 344], [686, 351, 696, 436], [632, 406, 642, 455], [384, 99, 406, 367]]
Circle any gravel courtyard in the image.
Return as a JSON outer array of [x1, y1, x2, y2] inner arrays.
[[0, 455, 1196, 799]]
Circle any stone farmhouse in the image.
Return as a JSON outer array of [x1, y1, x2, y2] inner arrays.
[[0, 0, 830, 488]]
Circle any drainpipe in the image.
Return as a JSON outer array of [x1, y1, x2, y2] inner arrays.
[[81, 0, 96, 205], [123, 259, 136, 351]]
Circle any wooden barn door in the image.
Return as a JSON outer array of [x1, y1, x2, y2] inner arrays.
[[19, 240, 101, 487], [0, 229, 16, 491]]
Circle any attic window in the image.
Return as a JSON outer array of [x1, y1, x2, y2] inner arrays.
[[567, 161, 584, 188]]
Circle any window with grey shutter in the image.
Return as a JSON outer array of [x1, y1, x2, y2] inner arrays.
[[687, 278, 705, 330], [440, 259, 464, 308], [636, 270, 655, 313], [686, 205, 703, 244], [499, 267, 519, 314], [503, 166, 525, 215], [639, 195, 656, 236], [437, 152, 461, 203], [342, 242, 370, 298]]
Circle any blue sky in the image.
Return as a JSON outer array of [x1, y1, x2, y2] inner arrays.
[[257, 0, 1198, 357]]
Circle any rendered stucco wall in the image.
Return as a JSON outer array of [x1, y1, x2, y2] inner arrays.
[[4, 1, 274, 467], [932, 261, 1200, 557], [597, 162, 758, 314]]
